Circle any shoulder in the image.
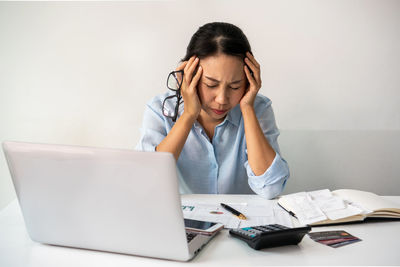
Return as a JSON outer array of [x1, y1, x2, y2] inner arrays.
[[146, 91, 173, 109], [144, 91, 183, 123], [253, 93, 273, 116], [145, 90, 178, 116]]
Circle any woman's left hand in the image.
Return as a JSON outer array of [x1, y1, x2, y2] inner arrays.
[[240, 51, 262, 110]]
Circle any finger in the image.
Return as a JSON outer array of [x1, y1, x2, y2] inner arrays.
[[187, 57, 199, 76], [244, 65, 256, 86], [244, 57, 258, 71], [176, 61, 187, 71], [246, 64, 262, 90], [191, 65, 202, 88], [184, 56, 199, 84], [244, 57, 261, 85], [246, 51, 260, 69], [184, 56, 197, 73], [181, 56, 196, 92]]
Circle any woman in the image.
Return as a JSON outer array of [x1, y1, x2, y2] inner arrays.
[[136, 22, 289, 199]]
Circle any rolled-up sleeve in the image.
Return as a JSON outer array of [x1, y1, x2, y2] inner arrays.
[[244, 96, 290, 199], [135, 100, 168, 152]]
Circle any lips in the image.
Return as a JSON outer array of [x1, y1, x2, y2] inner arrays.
[[211, 109, 228, 115]]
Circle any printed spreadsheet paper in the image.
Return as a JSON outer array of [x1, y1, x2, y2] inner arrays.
[[181, 200, 293, 229], [280, 189, 372, 225]]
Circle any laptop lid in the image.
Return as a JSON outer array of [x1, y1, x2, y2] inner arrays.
[[2, 141, 191, 261]]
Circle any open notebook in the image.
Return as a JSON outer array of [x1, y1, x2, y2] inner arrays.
[[278, 189, 400, 226]]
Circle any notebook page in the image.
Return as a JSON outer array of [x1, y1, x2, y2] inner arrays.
[[333, 189, 400, 213]]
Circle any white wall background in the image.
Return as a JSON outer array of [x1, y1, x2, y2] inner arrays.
[[1, 0, 399, 209]]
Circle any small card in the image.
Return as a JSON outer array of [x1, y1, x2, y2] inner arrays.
[[308, 230, 362, 248], [329, 238, 362, 248], [308, 230, 355, 241]]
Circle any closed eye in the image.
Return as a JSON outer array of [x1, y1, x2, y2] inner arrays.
[[205, 84, 240, 90]]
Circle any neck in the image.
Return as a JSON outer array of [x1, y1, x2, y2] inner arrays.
[[197, 110, 226, 141]]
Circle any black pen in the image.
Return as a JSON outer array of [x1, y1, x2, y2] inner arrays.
[[220, 203, 247, 220], [277, 203, 297, 218]]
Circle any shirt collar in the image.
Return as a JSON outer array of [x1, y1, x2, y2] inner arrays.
[[225, 104, 241, 127]]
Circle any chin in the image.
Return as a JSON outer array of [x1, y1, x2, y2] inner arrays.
[[208, 108, 229, 120]]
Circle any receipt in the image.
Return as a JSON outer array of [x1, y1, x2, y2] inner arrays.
[[314, 196, 346, 212], [283, 192, 327, 225]]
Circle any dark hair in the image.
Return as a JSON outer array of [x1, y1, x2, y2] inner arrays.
[[180, 22, 252, 62]]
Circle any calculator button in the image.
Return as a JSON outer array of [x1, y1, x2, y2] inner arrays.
[[272, 224, 288, 229], [269, 224, 281, 229], [270, 227, 281, 230], [250, 229, 263, 234], [237, 229, 257, 237], [229, 224, 311, 250]]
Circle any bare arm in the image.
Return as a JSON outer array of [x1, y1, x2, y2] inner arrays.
[[241, 105, 276, 175], [156, 113, 196, 160], [240, 51, 276, 175]]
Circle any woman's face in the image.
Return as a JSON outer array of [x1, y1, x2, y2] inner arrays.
[[197, 53, 247, 122]]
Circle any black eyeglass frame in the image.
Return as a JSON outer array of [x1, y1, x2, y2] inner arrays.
[[163, 70, 184, 122]]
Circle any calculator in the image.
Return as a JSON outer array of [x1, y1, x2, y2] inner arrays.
[[229, 224, 311, 250]]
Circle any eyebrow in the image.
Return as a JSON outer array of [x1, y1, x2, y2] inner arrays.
[[205, 76, 242, 84]]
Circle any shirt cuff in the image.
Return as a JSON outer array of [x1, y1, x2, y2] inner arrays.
[[245, 153, 290, 199]]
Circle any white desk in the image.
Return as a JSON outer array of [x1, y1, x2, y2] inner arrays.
[[1, 194, 399, 266]]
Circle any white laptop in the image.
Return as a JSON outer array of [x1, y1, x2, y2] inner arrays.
[[2, 141, 222, 261]]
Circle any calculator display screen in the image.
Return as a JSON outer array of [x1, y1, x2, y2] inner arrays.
[[184, 219, 216, 230]]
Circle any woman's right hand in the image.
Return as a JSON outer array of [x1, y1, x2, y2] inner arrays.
[[176, 55, 203, 120]]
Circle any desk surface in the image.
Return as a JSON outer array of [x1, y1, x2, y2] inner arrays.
[[1, 194, 399, 266]]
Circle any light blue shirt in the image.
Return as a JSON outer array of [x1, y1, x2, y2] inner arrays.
[[135, 91, 290, 199]]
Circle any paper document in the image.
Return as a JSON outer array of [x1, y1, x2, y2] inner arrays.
[[181, 200, 293, 229], [282, 192, 327, 225], [281, 189, 371, 224]]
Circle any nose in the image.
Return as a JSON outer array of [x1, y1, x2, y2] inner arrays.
[[215, 88, 229, 105]]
